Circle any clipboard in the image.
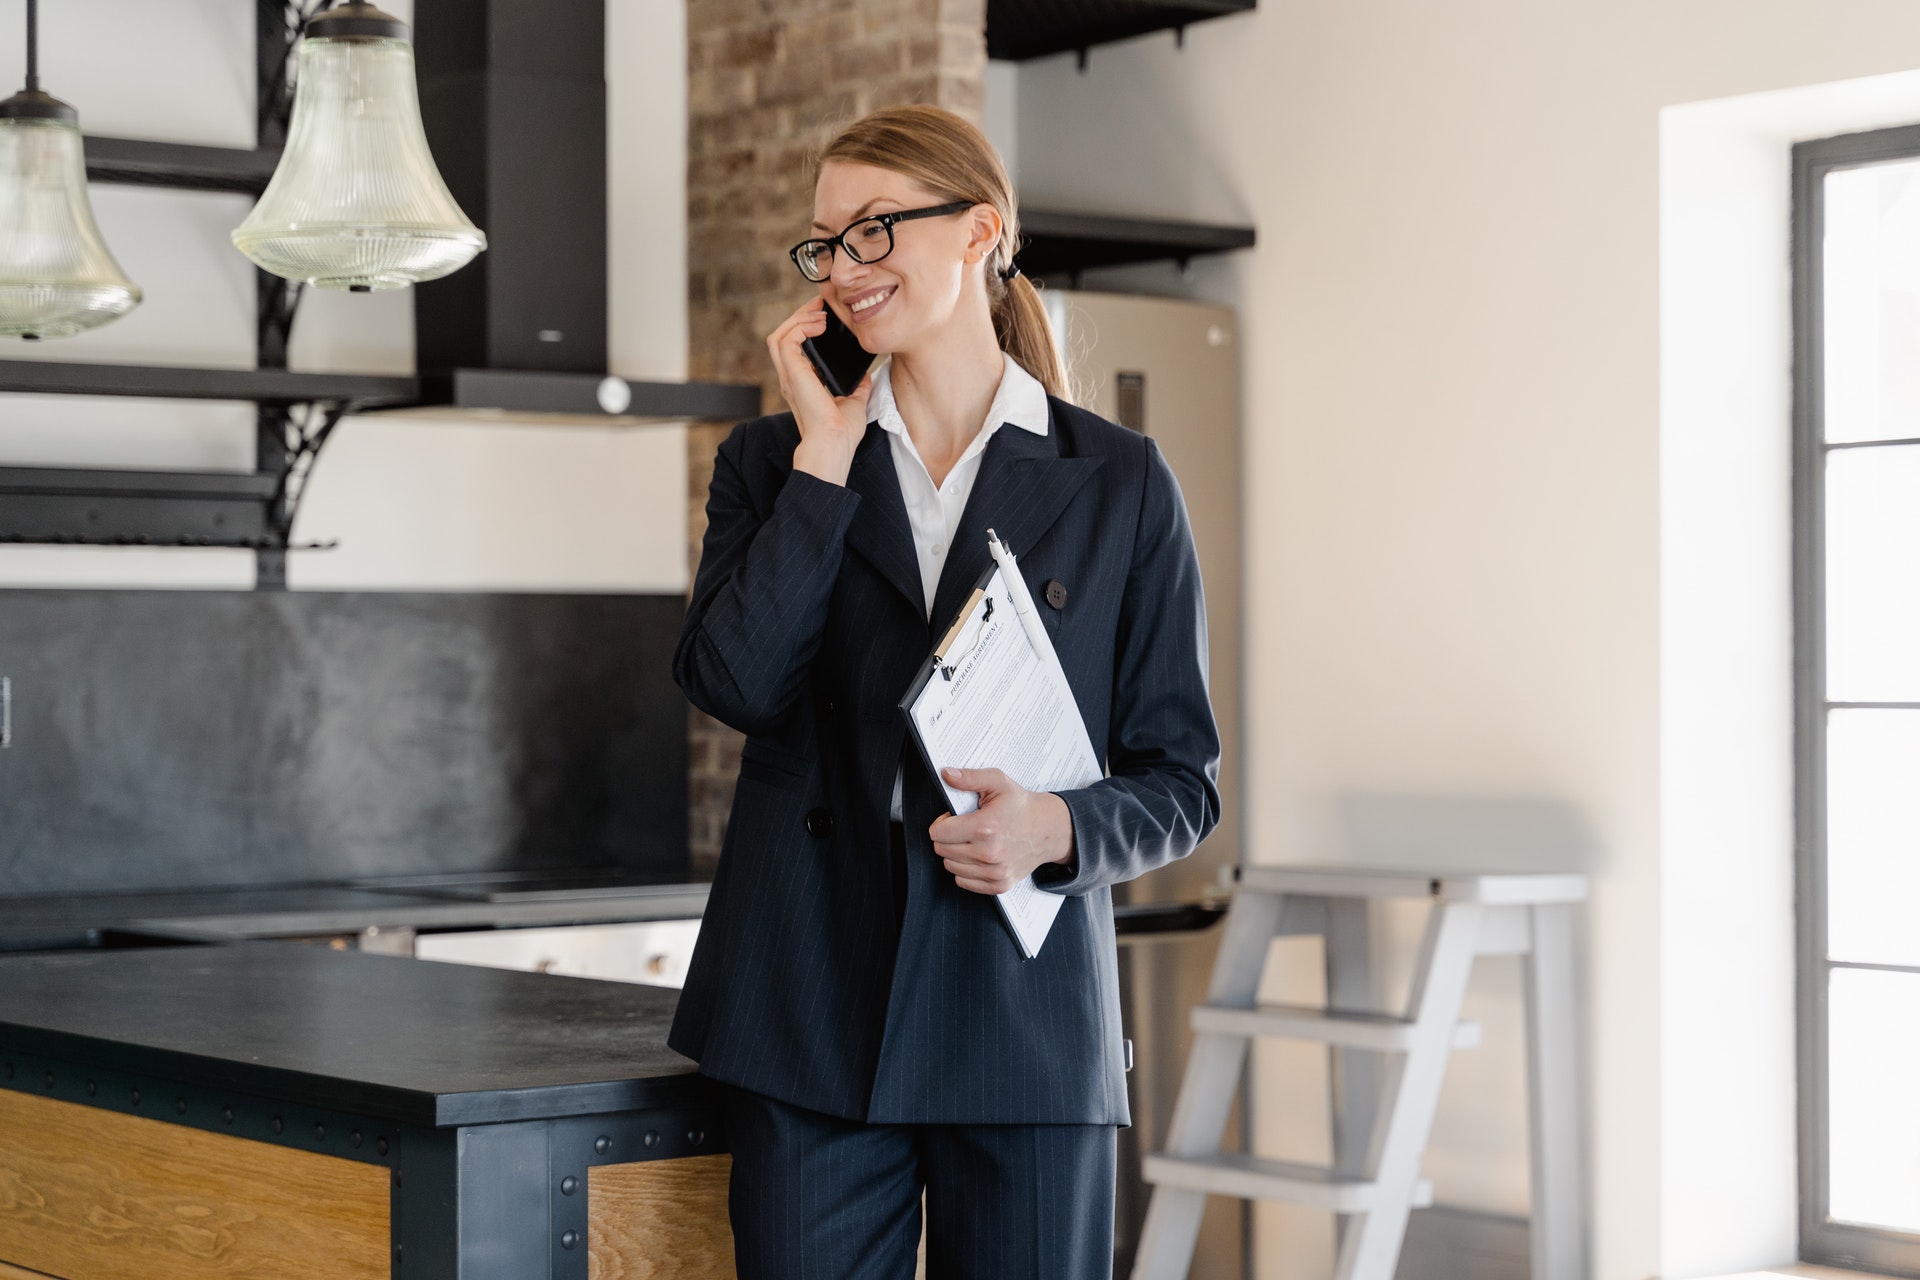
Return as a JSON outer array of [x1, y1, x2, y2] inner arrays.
[[898, 530, 1104, 959]]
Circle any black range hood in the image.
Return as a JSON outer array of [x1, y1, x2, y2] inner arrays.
[[402, 0, 756, 423]]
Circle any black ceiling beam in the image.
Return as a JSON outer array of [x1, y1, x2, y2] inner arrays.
[[986, 0, 1254, 61], [83, 137, 281, 195]]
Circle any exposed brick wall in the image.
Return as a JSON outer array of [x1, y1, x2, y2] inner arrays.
[[684, 0, 986, 876]]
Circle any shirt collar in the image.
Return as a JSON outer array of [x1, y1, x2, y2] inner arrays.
[[868, 352, 1050, 442]]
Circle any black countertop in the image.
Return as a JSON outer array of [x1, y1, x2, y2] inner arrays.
[[0, 942, 710, 1127], [0, 877, 711, 952]]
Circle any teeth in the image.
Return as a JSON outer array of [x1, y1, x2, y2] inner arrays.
[[850, 288, 892, 313]]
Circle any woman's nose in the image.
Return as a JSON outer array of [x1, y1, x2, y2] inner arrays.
[[829, 251, 869, 291]]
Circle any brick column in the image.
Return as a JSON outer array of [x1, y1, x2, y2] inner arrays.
[[684, 0, 986, 875]]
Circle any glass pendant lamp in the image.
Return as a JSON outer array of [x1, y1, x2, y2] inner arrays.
[[0, 0, 142, 339], [233, 3, 484, 291]]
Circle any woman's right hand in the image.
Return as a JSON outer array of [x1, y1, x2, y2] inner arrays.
[[767, 296, 874, 487]]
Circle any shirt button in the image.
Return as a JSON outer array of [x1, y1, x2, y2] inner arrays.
[[932, 543, 945, 557], [804, 808, 834, 839]]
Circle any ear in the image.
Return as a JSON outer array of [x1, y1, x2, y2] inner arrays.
[[964, 203, 1003, 267]]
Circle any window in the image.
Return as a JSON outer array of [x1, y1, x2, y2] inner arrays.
[[1795, 122, 1920, 1277]]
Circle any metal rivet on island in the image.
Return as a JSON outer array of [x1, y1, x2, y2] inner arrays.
[[376, 1136, 390, 1157], [1045, 580, 1068, 610], [561, 1230, 580, 1250], [594, 1135, 612, 1155], [314, 1122, 326, 1141], [350, 1130, 362, 1149], [271, 1116, 284, 1134], [643, 1130, 660, 1149], [223, 1108, 234, 1126], [560, 1176, 579, 1196], [85, 1080, 96, 1097], [43, 1071, 53, 1089], [130, 1087, 140, 1106], [687, 1129, 705, 1147], [174, 1097, 186, 1115]]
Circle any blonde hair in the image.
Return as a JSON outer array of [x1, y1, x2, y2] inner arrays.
[[818, 105, 1069, 402]]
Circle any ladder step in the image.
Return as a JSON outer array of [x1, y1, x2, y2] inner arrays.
[[1142, 1152, 1433, 1213], [1190, 1003, 1482, 1051]]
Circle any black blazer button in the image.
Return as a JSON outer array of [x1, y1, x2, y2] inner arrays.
[[1044, 580, 1068, 610], [804, 808, 834, 839]]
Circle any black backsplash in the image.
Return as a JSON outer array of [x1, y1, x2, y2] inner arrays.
[[0, 591, 687, 895]]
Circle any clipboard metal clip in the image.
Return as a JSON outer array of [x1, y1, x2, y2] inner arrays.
[[937, 595, 994, 680]]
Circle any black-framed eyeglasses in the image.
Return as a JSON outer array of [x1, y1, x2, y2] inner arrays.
[[788, 202, 973, 282]]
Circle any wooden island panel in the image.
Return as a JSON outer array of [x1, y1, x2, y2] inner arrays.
[[588, 1153, 734, 1279], [0, 1090, 387, 1280], [0, 1262, 63, 1279]]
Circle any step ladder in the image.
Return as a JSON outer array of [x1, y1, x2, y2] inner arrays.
[[1132, 865, 1589, 1280]]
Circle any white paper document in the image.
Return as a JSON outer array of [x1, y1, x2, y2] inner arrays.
[[901, 532, 1104, 959]]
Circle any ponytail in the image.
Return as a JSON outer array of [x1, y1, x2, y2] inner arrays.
[[990, 266, 1068, 402], [818, 105, 1073, 404]]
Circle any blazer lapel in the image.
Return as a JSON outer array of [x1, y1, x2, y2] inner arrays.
[[838, 423, 925, 616], [928, 408, 1104, 630]]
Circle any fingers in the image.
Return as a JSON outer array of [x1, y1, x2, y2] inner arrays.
[[931, 806, 1014, 894], [941, 766, 1011, 796], [951, 871, 1019, 896], [930, 808, 993, 848], [943, 850, 1020, 895], [844, 367, 875, 408], [766, 297, 829, 403], [925, 777, 1069, 896], [938, 838, 1018, 894]]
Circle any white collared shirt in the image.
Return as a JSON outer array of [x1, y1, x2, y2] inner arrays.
[[872, 351, 1051, 821], [868, 351, 1051, 617]]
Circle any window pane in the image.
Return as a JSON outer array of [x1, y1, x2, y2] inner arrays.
[[1824, 159, 1920, 444], [1828, 967, 1920, 1231], [1826, 445, 1920, 701], [1827, 709, 1920, 966]]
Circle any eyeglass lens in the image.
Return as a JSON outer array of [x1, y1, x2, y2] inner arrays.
[[797, 216, 895, 280]]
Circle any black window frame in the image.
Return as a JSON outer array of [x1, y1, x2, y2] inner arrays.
[[1793, 120, 1920, 1279]]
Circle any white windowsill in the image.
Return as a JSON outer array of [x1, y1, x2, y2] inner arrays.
[[1694, 1267, 1891, 1279]]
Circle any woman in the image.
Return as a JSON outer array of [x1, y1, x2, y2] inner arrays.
[[670, 104, 1220, 1280]]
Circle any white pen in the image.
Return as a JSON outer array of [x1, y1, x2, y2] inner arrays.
[[986, 529, 1056, 666]]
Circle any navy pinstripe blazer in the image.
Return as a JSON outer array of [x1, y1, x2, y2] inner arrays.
[[668, 396, 1221, 1127]]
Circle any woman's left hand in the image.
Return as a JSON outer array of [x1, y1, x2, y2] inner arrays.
[[930, 768, 1076, 895]]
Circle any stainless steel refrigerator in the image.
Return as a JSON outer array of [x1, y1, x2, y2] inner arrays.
[[1045, 290, 1247, 1280]]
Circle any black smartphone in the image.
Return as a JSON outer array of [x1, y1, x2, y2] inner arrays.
[[801, 303, 875, 397]]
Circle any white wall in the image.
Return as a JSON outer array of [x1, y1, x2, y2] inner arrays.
[[1010, 5, 1920, 1278], [0, 0, 688, 594]]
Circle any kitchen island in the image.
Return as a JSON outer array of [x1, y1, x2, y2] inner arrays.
[[0, 942, 731, 1280]]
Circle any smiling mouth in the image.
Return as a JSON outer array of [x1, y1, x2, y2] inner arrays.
[[847, 286, 895, 318]]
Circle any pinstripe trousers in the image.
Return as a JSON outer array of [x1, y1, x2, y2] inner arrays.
[[723, 1084, 1117, 1280]]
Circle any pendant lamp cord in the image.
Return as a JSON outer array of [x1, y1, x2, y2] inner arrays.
[[24, 0, 39, 91]]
